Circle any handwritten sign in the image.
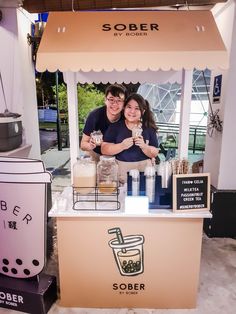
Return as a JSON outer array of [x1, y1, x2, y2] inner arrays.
[[173, 173, 210, 212]]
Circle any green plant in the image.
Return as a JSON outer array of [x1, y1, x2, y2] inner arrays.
[[54, 83, 104, 133], [77, 84, 104, 133]]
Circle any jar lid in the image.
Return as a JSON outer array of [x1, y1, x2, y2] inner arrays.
[[75, 155, 95, 164], [100, 155, 115, 161]]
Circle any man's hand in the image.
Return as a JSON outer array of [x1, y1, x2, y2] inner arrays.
[[88, 138, 97, 150]]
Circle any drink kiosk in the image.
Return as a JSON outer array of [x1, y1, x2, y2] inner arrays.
[[49, 163, 211, 309], [36, 9, 226, 310]]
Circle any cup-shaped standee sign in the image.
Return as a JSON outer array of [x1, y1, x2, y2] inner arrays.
[[0, 157, 51, 279]]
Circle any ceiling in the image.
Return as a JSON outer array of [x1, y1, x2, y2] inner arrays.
[[21, 0, 227, 13]]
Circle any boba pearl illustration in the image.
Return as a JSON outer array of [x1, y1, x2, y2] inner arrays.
[[108, 227, 144, 276]]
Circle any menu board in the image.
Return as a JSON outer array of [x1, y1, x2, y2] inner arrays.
[[173, 173, 210, 212]]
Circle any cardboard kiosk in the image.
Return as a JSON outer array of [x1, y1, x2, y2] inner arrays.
[[49, 171, 211, 309], [36, 10, 228, 174], [37, 9, 226, 310], [0, 157, 57, 313]]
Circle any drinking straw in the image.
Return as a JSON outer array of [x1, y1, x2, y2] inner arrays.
[[108, 227, 126, 253]]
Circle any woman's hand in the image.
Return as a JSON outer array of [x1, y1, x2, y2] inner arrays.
[[134, 136, 159, 158], [122, 137, 134, 150], [134, 136, 146, 149]]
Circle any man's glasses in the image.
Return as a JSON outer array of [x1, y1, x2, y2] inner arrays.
[[106, 97, 124, 105]]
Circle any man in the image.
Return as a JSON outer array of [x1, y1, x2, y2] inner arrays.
[[80, 84, 127, 161]]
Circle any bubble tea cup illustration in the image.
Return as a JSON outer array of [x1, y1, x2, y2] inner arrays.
[[108, 227, 144, 276]]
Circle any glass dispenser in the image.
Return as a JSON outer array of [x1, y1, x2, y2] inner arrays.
[[97, 156, 118, 193], [73, 156, 96, 194]]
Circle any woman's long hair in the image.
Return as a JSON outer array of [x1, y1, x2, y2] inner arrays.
[[124, 93, 158, 130]]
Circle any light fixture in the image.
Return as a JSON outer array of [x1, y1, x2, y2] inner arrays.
[[27, 21, 46, 63]]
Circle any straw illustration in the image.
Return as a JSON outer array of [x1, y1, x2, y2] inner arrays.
[[108, 227, 126, 253]]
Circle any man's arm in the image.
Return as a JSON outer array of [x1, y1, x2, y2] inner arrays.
[[101, 138, 134, 155], [80, 133, 96, 151]]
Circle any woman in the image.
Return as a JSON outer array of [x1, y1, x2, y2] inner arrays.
[[101, 93, 159, 183]]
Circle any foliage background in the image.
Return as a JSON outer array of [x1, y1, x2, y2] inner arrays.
[[54, 83, 104, 133]]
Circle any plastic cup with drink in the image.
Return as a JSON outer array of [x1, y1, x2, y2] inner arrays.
[[91, 130, 103, 146], [132, 125, 143, 139]]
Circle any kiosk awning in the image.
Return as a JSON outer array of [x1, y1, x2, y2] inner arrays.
[[36, 10, 228, 72]]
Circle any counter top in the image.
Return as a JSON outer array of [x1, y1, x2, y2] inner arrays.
[[49, 187, 212, 219]]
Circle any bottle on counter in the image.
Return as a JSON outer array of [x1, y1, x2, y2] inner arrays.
[[73, 156, 96, 194], [144, 165, 156, 203], [129, 169, 140, 196], [97, 156, 118, 194], [157, 161, 172, 188]]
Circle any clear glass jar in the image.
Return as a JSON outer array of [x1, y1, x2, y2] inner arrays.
[[73, 156, 96, 194], [97, 156, 118, 194]]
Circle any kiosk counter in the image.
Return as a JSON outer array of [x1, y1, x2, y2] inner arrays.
[[49, 186, 211, 309]]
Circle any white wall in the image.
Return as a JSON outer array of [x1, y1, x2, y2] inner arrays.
[[17, 8, 41, 158], [0, 8, 19, 114], [204, 1, 236, 189], [204, 68, 227, 187], [212, 0, 235, 52], [218, 5, 236, 189], [0, 6, 41, 158]]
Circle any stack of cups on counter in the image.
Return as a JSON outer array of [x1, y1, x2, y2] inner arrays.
[[144, 166, 156, 203], [129, 166, 156, 203], [156, 161, 173, 188], [129, 169, 140, 196]]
